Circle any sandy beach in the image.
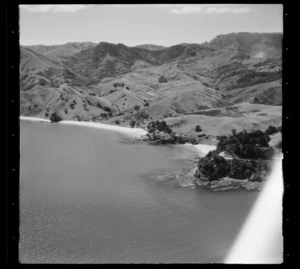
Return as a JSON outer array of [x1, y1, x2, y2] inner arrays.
[[180, 143, 216, 157], [20, 116, 148, 138], [20, 116, 216, 155]]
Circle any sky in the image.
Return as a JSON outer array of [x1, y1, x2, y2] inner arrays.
[[19, 4, 283, 46]]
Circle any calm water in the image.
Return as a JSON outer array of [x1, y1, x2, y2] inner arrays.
[[19, 120, 259, 263]]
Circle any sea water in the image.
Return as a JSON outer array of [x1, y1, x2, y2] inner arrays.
[[19, 120, 259, 263]]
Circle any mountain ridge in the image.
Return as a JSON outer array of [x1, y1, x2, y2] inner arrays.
[[20, 32, 282, 143]]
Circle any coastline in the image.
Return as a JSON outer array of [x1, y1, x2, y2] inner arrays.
[[182, 143, 217, 157], [20, 116, 147, 139], [20, 116, 216, 156]]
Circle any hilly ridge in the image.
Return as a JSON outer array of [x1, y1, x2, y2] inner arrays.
[[20, 32, 282, 143]]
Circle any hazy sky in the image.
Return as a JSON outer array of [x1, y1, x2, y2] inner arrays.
[[19, 4, 283, 46]]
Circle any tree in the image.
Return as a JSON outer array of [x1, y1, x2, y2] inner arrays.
[[103, 107, 112, 113], [134, 105, 140, 112], [197, 153, 229, 181], [195, 125, 202, 132], [130, 120, 136, 128], [115, 120, 120, 125], [158, 76, 168, 83], [265, 125, 278, 135], [100, 113, 108, 119], [50, 112, 62, 123]]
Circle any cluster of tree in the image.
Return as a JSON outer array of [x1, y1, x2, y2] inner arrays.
[[264, 125, 281, 135], [50, 112, 62, 123], [216, 129, 275, 160], [235, 70, 282, 89], [147, 120, 172, 134], [70, 100, 76, 109], [144, 120, 197, 145], [113, 82, 125, 88], [195, 151, 272, 182], [100, 112, 110, 119]]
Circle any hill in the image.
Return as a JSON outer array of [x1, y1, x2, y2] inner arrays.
[[20, 32, 282, 143], [134, 44, 166, 51], [25, 42, 96, 62]]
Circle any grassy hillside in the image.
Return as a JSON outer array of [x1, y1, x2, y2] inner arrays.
[[20, 32, 282, 144]]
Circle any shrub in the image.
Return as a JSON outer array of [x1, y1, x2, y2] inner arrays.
[[50, 112, 62, 123], [158, 75, 168, 83], [104, 106, 111, 113], [135, 111, 149, 122], [275, 141, 282, 149], [130, 120, 136, 128], [265, 125, 278, 135], [195, 125, 202, 132], [134, 105, 140, 111], [115, 120, 120, 125], [100, 113, 108, 119]]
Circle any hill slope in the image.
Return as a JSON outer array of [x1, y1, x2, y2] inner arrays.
[[20, 32, 282, 141]]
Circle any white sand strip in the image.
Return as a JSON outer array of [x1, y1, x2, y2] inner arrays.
[[20, 116, 50, 122], [60, 120, 147, 138], [182, 143, 216, 157], [20, 116, 147, 138]]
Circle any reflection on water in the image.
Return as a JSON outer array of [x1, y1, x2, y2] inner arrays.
[[19, 121, 259, 263]]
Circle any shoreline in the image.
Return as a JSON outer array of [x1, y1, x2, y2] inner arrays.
[[20, 116, 216, 155], [20, 116, 147, 139]]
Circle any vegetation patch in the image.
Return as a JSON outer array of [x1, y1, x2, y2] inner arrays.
[[50, 112, 63, 123], [194, 127, 278, 183]]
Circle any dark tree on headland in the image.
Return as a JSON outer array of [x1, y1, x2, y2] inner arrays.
[[50, 112, 62, 123], [194, 127, 278, 182]]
